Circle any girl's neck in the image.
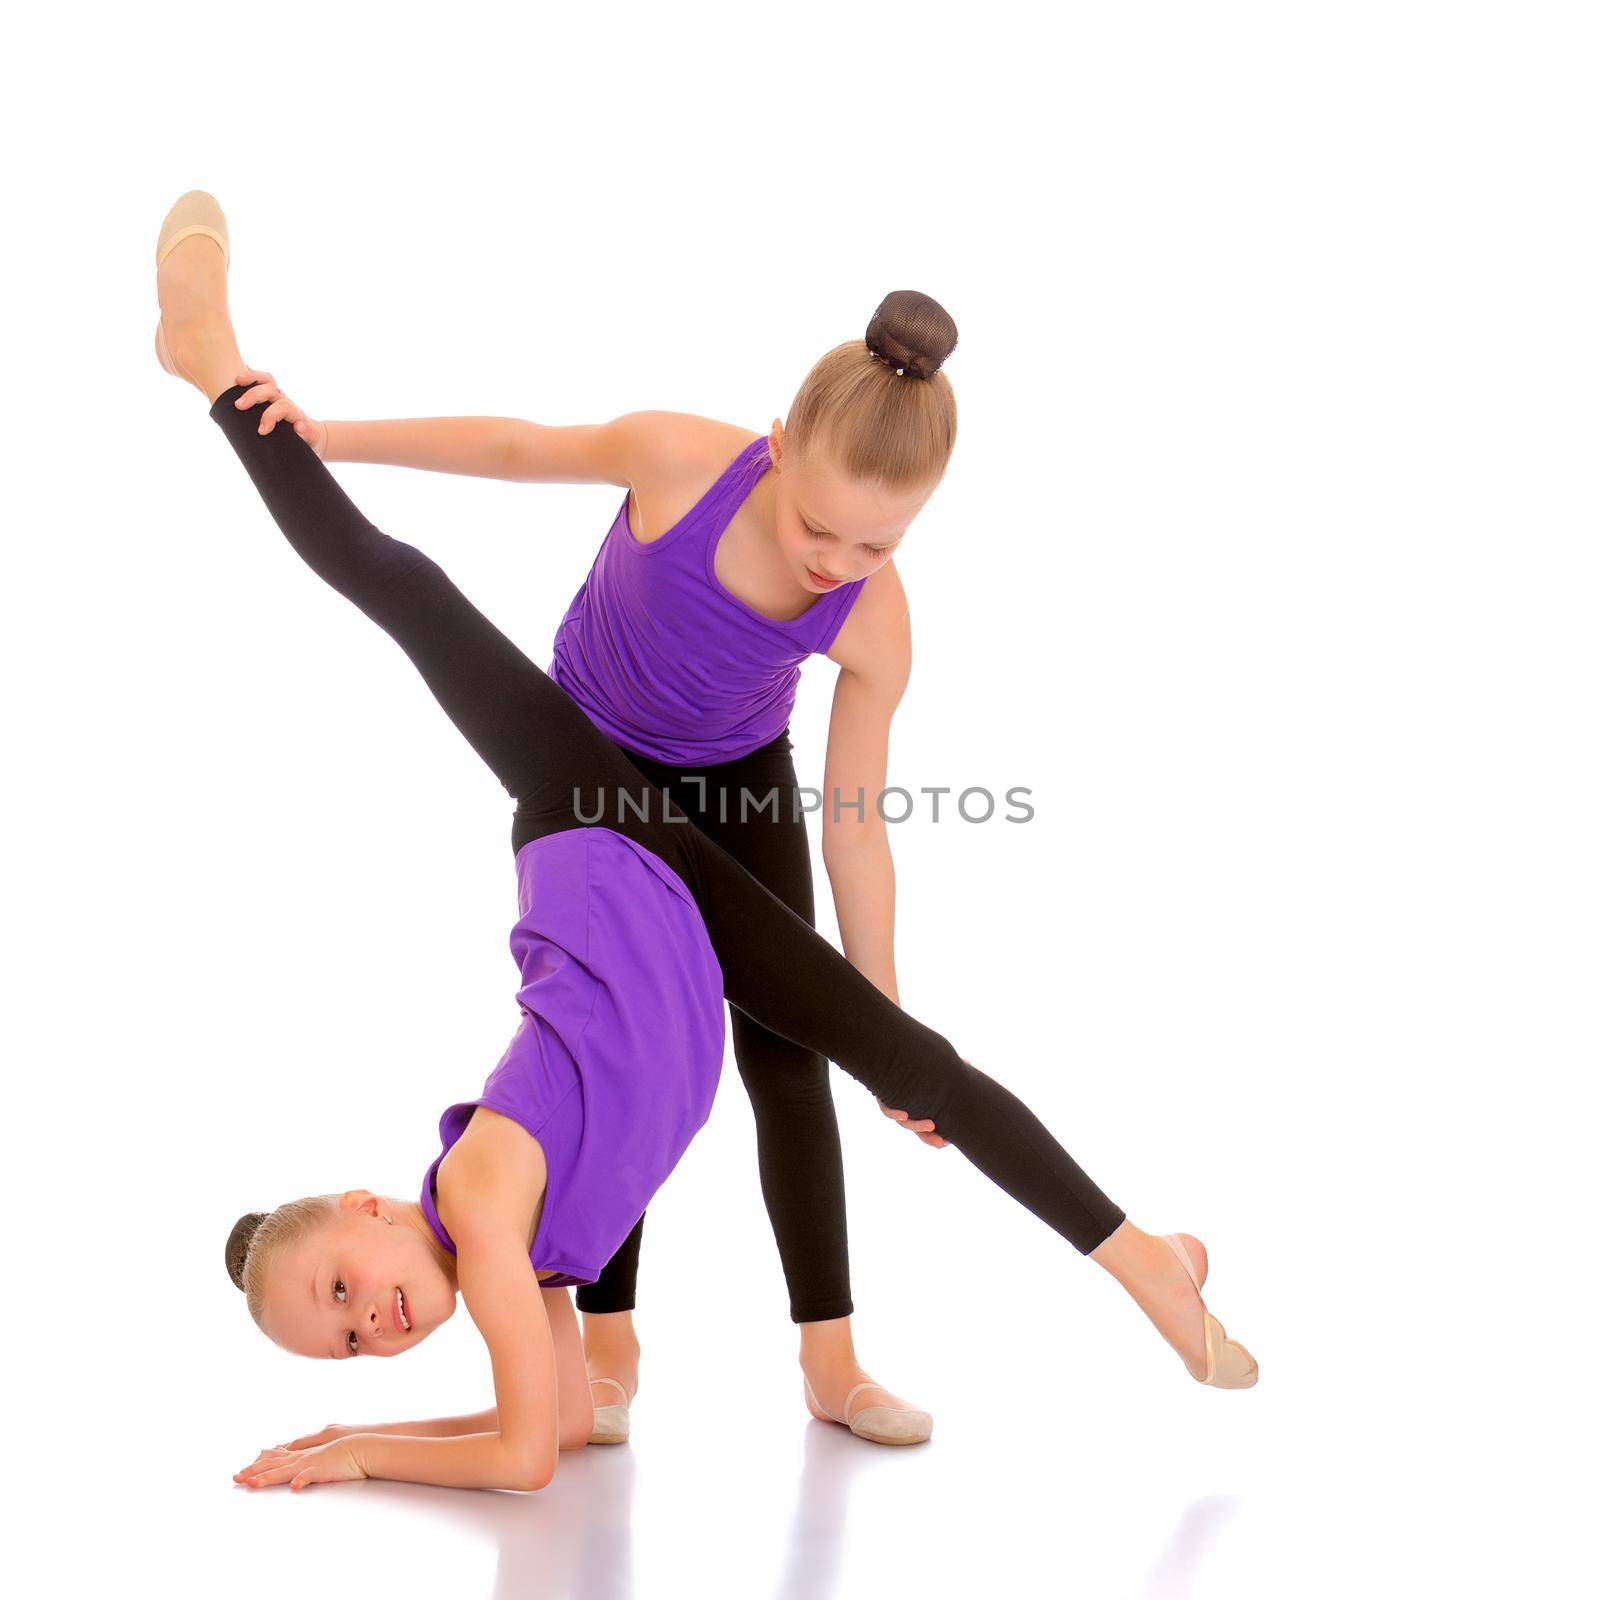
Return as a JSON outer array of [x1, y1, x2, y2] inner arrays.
[[745, 451, 779, 541], [397, 1199, 459, 1290], [719, 465, 817, 621]]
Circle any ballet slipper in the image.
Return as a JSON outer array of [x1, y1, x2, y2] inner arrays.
[[1163, 1234, 1259, 1389], [803, 1376, 933, 1446], [588, 1376, 631, 1445], [154, 190, 229, 377]]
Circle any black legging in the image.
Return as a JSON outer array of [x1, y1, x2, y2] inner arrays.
[[208, 388, 1127, 1259], [581, 735, 851, 1323]]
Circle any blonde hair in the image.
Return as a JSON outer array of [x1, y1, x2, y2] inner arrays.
[[786, 290, 959, 490], [226, 1195, 338, 1329]]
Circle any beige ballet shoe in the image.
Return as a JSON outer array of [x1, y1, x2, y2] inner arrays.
[[1163, 1234, 1259, 1389], [803, 1376, 933, 1446], [588, 1376, 632, 1445], [154, 190, 230, 377]]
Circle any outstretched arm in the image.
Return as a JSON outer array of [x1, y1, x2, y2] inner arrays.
[[229, 369, 672, 490], [321, 414, 625, 484]]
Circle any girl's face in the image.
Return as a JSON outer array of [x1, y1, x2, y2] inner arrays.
[[768, 431, 934, 596], [258, 1191, 458, 1360]]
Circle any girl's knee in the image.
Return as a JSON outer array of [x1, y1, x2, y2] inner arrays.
[[877, 1038, 970, 1127]]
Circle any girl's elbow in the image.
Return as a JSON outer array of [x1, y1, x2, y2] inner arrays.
[[822, 827, 890, 870], [500, 1429, 559, 1491], [509, 1446, 558, 1493]]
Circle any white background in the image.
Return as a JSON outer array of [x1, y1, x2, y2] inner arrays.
[[5, 4, 1596, 1596]]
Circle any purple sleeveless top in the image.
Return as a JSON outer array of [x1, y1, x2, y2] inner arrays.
[[550, 436, 866, 765], [417, 827, 725, 1286]]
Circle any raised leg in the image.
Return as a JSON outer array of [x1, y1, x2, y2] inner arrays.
[[205, 388, 683, 849]]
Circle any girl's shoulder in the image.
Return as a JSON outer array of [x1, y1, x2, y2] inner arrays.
[[827, 559, 911, 673], [616, 412, 766, 544], [435, 1105, 549, 1250], [617, 411, 763, 484]]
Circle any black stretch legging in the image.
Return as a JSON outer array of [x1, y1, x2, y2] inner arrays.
[[208, 388, 1126, 1261], [580, 734, 850, 1323]]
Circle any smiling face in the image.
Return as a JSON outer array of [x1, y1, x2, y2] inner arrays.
[[256, 1191, 459, 1360], [768, 428, 935, 595]]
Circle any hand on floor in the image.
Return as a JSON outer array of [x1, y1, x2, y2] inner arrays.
[[234, 1436, 369, 1491]]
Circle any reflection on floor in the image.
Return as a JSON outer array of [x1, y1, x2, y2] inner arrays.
[[318, 1423, 1243, 1600]]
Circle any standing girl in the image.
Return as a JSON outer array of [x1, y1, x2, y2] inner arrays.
[[237, 291, 959, 1443]]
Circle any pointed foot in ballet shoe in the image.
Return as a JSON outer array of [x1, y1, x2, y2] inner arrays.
[[156, 191, 230, 269], [803, 1378, 933, 1446], [154, 191, 231, 384], [1202, 1313, 1259, 1390], [842, 1404, 934, 1446], [1162, 1233, 1259, 1390], [587, 1377, 632, 1444]]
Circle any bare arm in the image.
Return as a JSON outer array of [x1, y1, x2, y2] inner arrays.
[[338, 1247, 589, 1489], [822, 562, 912, 1004], [260, 1110, 568, 1493], [229, 374, 717, 536], [317, 407, 709, 493], [329, 1277, 575, 1491], [319, 414, 628, 484], [257, 1274, 554, 1492], [283, 1408, 499, 1445], [229, 370, 671, 487], [280, 1282, 591, 1455], [821, 565, 951, 1147]]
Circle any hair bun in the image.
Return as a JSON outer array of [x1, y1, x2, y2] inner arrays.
[[226, 1211, 268, 1291], [865, 290, 959, 379]]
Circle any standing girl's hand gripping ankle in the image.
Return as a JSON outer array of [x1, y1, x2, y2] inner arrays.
[[232, 369, 328, 457]]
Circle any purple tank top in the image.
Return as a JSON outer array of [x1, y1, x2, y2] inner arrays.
[[550, 436, 865, 765], [417, 827, 725, 1286]]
